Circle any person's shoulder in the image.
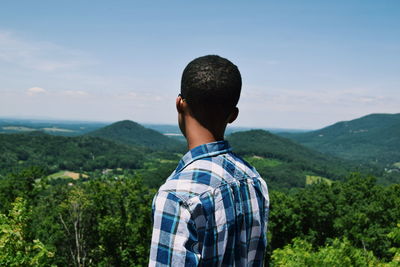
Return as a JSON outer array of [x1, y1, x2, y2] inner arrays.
[[224, 152, 262, 178], [156, 165, 216, 203]]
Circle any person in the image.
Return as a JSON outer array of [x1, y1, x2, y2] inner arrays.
[[149, 55, 269, 266]]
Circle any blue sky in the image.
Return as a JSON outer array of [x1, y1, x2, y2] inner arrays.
[[0, 1, 399, 129]]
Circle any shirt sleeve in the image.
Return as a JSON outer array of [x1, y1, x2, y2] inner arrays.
[[149, 191, 200, 267]]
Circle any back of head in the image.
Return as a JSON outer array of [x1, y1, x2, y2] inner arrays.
[[181, 55, 242, 129]]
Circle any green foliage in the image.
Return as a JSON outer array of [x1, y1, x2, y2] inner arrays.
[[244, 156, 283, 168], [272, 238, 380, 267], [138, 155, 180, 188], [1, 116, 400, 265], [86, 177, 155, 266], [387, 224, 400, 265], [272, 223, 400, 267], [306, 175, 332, 185], [228, 130, 355, 189], [30, 174, 155, 266], [0, 166, 46, 213], [267, 173, 400, 262], [0, 166, 399, 265], [0, 132, 145, 174], [281, 113, 400, 166], [0, 197, 54, 266]]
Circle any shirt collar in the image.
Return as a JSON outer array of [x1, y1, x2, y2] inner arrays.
[[175, 140, 232, 173]]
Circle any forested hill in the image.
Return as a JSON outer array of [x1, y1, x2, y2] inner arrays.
[[87, 120, 185, 152], [278, 113, 400, 165], [227, 130, 357, 188], [0, 132, 145, 174]]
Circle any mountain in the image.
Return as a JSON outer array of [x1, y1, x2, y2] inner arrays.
[[87, 120, 185, 152], [227, 130, 359, 189], [278, 113, 400, 166], [0, 132, 145, 174]]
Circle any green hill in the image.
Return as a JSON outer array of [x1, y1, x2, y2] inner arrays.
[[87, 120, 185, 152], [279, 113, 400, 166], [227, 130, 358, 189], [0, 132, 145, 174]]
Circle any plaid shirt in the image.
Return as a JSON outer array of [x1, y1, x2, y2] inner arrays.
[[149, 141, 269, 266]]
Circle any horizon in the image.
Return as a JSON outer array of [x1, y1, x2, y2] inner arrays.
[[0, 114, 311, 131], [1, 1, 399, 129], [2, 111, 399, 133]]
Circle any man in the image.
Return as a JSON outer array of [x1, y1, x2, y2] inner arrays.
[[149, 55, 269, 266]]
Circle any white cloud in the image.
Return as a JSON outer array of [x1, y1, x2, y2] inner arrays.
[[0, 31, 93, 72], [27, 87, 46, 96]]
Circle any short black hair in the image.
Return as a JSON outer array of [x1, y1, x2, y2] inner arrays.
[[181, 55, 242, 128]]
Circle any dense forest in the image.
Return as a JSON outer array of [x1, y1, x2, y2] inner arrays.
[[228, 130, 358, 189], [0, 132, 145, 174], [1, 116, 399, 266], [279, 113, 400, 166]]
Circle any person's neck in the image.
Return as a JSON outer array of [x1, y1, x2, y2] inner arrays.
[[184, 117, 225, 150]]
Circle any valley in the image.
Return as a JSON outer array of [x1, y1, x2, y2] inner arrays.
[[0, 113, 399, 265]]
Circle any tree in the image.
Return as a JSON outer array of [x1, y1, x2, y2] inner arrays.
[[386, 223, 400, 266], [30, 174, 155, 266], [58, 187, 90, 267], [0, 166, 46, 213], [0, 197, 54, 266], [272, 238, 380, 267]]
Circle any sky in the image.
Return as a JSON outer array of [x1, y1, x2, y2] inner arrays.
[[0, 0, 399, 129]]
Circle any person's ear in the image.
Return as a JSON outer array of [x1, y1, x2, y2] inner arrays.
[[227, 107, 239, 124], [176, 95, 185, 114]]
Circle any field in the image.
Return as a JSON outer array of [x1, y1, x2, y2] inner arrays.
[[41, 127, 76, 133], [244, 156, 283, 168], [48, 171, 88, 180], [306, 175, 333, 186]]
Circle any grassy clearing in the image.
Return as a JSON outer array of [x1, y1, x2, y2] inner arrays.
[[159, 159, 177, 164], [48, 171, 88, 180], [306, 175, 333, 186], [244, 156, 283, 168], [42, 127, 75, 133], [393, 162, 400, 168]]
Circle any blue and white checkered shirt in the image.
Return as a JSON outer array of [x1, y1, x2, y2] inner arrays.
[[149, 141, 269, 266]]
